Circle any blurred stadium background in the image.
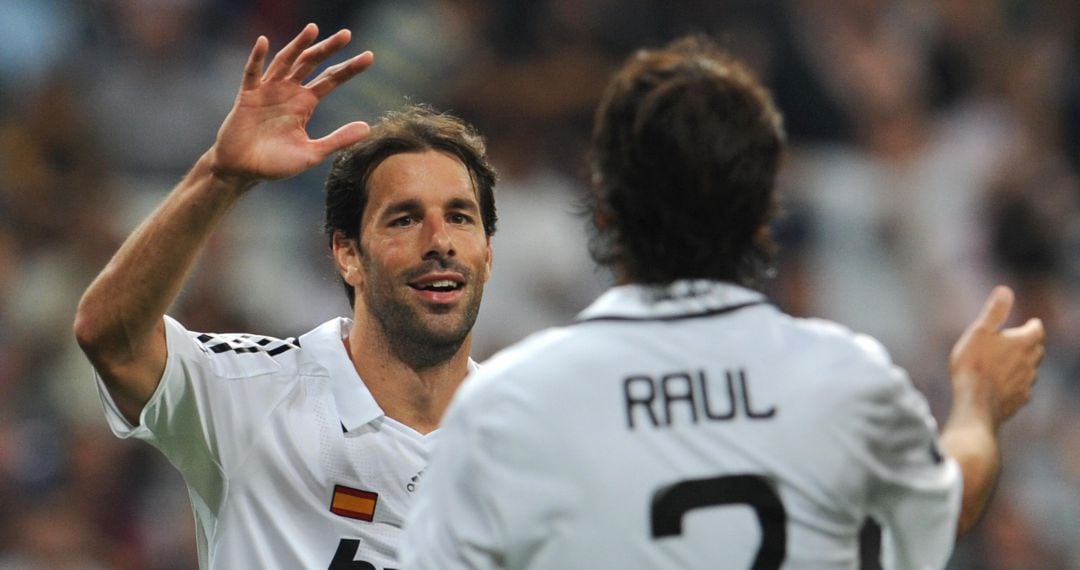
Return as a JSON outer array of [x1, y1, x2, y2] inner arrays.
[[0, 0, 1078, 568]]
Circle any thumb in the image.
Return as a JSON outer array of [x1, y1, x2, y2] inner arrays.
[[312, 121, 371, 157], [973, 285, 1014, 331], [1008, 317, 1045, 342]]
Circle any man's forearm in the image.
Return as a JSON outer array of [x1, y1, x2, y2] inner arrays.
[[74, 151, 253, 395], [939, 395, 1002, 537]]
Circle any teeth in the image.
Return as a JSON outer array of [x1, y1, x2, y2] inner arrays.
[[418, 279, 459, 291]]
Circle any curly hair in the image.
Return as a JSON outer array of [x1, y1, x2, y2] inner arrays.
[[588, 35, 785, 286]]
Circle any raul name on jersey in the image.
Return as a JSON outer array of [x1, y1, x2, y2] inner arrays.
[[624, 368, 776, 429]]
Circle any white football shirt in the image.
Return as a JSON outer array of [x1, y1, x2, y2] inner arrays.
[[402, 281, 961, 570], [97, 316, 474, 569]]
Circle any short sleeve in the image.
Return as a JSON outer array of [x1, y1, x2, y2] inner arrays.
[[95, 315, 290, 509], [860, 363, 962, 570]]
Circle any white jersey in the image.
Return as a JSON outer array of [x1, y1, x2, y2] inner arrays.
[[96, 316, 473, 569], [402, 281, 961, 570]]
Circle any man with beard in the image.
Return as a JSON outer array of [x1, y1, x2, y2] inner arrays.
[[74, 24, 495, 569]]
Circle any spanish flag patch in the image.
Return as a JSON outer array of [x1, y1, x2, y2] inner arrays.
[[330, 485, 378, 522]]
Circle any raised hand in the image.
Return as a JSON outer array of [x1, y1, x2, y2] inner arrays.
[[950, 286, 1045, 427], [209, 23, 374, 185]]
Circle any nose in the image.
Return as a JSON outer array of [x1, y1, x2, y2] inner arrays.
[[423, 216, 454, 260]]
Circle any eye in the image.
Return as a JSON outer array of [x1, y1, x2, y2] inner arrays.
[[390, 215, 416, 228], [448, 212, 473, 225]]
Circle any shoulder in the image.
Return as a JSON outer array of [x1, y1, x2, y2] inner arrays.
[[440, 328, 583, 476], [756, 314, 923, 416], [786, 316, 929, 422], [782, 315, 895, 371], [452, 326, 580, 412], [472, 326, 578, 380], [163, 315, 318, 381], [187, 328, 301, 359]]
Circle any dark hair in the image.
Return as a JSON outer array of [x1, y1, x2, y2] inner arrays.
[[324, 104, 498, 306], [588, 35, 785, 286]]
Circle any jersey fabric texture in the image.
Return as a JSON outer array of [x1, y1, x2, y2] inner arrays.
[[402, 280, 961, 570], [96, 316, 472, 569]]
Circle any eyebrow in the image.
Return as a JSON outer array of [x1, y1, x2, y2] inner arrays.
[[378, 197, 481, 220], [381, 199, 423, 220], [445, 197, 481, 213]]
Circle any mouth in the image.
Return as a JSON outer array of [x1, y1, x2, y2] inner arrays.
[[408, 274, 466, 304]]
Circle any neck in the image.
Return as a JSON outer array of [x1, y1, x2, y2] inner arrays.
[[344, 318, 472, 435]]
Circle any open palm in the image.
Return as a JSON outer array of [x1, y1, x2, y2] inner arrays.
[[211, 24, 374, 183]]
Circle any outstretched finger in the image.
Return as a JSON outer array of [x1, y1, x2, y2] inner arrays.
[[265, 23, 319, 81], [287, 29, 353, 83], [973, 285, 1014, 332], [308, 51, 375, 99], [241, 36, 270, 91], [311, 121, 371, 158]]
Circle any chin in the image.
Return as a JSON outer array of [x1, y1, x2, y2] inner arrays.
[[423, 321, 472, 346]]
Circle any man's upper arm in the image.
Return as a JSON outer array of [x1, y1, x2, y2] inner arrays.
[[91, 318, 169, 426], [94, 316, 210, 439]]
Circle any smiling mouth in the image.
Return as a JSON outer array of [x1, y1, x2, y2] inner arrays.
[[409, 279, 464, 293]]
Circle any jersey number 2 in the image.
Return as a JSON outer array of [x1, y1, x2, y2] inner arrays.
[[650, 474, 787, 569]]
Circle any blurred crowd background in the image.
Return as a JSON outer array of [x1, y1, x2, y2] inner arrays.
[[0, 0, 1078, 568]]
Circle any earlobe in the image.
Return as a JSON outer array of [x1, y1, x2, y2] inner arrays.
[[343, 259, 363, 289], [332, 232, 363, 286], [483, 241, 493, 282], [592, 203, 614, 231]]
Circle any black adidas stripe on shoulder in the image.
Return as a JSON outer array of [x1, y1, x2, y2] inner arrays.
[[195, 332, 299, 358]]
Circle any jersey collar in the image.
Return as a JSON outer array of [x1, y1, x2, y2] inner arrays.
[[299, 318, 382, 432], [299, 317, 480, 433], [575, 280, 768, 323]]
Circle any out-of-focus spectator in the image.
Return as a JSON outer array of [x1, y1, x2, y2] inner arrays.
[[0, 494, 110, 569], [0, 0, 81, 99], [81, 0, 246, 183], [782, 1, 1012, 398], [0, 2, 1076, 568]]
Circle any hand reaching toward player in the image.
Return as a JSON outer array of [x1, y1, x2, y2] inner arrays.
[[942, 285, 1044, 535], [209, 23, 374, 186], [949, 285, 1045, 429]]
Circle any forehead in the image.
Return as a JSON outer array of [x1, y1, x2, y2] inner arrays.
[[365, 150, 477, 212]]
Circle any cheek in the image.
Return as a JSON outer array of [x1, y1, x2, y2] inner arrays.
[[364, 233, 407, 257], [362, 237, 412, 277], [458, 233, 491, 263]]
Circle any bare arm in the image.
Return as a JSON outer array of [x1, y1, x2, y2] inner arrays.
[[940, 286, 1044, 536], [73, 24, 374, 424]]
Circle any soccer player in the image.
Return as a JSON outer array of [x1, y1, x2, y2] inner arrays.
[[73, 25, 495, 569], [401, 36, 1045, 569]]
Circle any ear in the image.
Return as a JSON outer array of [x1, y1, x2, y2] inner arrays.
[[592, 203, 614, 231], [481, 236, 493, 283], [589, 172, 614, 231], [754, 223, 772, 244], [592, 209, 610, 231], [332, 231, 363, 289]]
